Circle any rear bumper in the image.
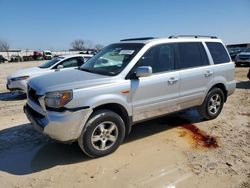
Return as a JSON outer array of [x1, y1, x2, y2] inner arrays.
[[227, 80, 236, 96], [24, 102, 93, 142]]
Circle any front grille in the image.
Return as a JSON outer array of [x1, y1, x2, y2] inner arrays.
[[28, 86, 40, 105], [25, 104, 45, 131], [239, 55, 250, 60], [26, 104, 45, 119]]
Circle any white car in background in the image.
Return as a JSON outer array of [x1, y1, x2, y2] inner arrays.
[[7, 54, 93, 93], [43, 50, 53, 60]]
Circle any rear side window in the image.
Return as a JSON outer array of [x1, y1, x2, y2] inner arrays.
[[206, 42, 230, 64], [176, 42, 209, 69]]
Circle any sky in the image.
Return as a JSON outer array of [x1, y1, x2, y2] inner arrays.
[[0, 0, 249, 50]]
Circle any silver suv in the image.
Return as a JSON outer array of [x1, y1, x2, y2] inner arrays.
[[24, 35, 235, 158]]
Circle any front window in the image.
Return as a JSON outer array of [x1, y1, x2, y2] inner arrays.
[[80, 43, 144, 76], [130, 43, 175, 74], [39, 57, 64, 68]]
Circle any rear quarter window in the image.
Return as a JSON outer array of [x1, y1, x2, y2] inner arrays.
[[206, 42, 230, 64]]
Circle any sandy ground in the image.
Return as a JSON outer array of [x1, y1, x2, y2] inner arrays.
[[0, 61, 249, 188]]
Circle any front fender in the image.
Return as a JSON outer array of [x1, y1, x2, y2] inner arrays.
[[89, 94, 132, 116]]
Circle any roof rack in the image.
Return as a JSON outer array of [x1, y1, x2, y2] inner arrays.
[[168, 35, 217, 39], [120, 37, 155, 42]]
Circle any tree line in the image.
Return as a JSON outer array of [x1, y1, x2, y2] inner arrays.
[[0, 40, 10, 52], [70, 39, 104, 51], [0, 39, 104, 52]]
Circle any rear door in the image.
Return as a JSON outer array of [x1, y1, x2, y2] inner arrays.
[[130, 43, 180, 122], [175, 42, 214, 109]]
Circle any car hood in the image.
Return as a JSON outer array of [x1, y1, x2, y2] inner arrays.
[[8, 67, 48, 79], [28, 68, 114, 95]]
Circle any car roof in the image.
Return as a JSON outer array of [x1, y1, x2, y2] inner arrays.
[[119, 36, 222, 44]]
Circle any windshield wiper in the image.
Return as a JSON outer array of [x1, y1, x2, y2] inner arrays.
[[38, 66, 47, 69], [79, 67, 113, 76]]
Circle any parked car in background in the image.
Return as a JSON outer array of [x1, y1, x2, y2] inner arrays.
[[9, 55, 22, 62], [23, 55, 35, 61], [24, 36, 235, 158], [0, 55, 8, 63], [227, 47, 242, 61], [43, 50, 53, 60], [33, 51, 44, 60], [7, 54, 93, 93], [235, 48, 250, 67]]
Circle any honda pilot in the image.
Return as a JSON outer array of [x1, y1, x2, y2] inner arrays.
[[24, 35, 235, 158]]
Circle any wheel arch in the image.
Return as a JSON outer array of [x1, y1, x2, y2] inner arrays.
[[92, 103, 132, 136], [209, 83, 227, 102]]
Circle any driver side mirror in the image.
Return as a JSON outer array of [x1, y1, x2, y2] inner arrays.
[[135, 66, 152, 78], [56, 65, 63, 71]]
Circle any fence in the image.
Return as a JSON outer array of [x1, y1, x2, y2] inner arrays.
[[0, 50, 84, 59]]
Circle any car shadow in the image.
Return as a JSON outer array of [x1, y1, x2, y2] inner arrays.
[[125, 110, 202, 143], [0, 124, 88, 175], [0, 110, 202, 175], [236, 80, 250, 89], [0, 92, 26, 101]]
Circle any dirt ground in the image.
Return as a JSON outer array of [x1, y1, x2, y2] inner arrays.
[[0, 61, 249, 188]]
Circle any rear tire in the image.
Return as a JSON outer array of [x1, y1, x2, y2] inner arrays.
[[198, 88, 225, 120], [78, 110, 125, 158]]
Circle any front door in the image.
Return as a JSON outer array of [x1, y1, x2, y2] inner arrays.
[[130, 43, 180, 122]]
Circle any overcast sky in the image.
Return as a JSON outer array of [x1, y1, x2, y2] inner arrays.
[[0, 0, 249, 50]]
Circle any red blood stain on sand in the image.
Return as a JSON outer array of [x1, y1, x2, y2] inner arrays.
[[179, 124, 218, 149]]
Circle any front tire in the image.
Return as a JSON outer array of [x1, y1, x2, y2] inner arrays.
[[78, 110, 125, 158], [198, 88, 225, 120]]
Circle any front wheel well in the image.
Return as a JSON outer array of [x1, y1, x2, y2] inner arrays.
[[93, 103, 132, 135], [210, 83, 227, 102]]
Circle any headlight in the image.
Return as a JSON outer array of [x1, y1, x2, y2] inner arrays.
[[11, 75, 29, 81], [45, 90, 73, 108]]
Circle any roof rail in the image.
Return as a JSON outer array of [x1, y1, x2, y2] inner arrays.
[[120, 37, 155, 42], [168, 35, 217, 39]]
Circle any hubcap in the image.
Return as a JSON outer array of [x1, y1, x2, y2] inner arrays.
[[91, 121, 118, 151], [208, 94, 221, 115]]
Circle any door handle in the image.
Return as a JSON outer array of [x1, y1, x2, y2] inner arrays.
[[168, 77, 178, 85], [204, 71, 213, 77]]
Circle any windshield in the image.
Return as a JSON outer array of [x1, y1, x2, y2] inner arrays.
[[39, 57, 64, 68], [80, 43, 144, 76]]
